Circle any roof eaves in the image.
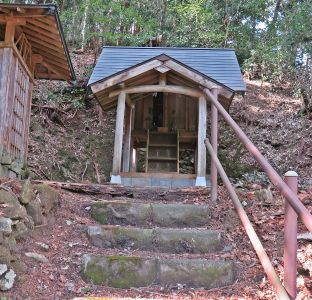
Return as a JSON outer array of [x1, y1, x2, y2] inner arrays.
[[89, 53, 235, 94], [0, 3, 76, 81]]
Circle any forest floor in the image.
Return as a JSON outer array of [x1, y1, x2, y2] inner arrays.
[[5, 51, 311, 299], [4, 183, 312, 300]]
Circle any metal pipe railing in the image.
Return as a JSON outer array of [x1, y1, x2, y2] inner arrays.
[[205, 139, 290, 300], [203, 88, 312, 233]]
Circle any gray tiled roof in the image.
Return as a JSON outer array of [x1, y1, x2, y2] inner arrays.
[[88, 47, 246, 92]]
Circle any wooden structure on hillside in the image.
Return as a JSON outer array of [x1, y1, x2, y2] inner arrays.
[[89, 47, 245, 187], [0, 3, 75, 177]]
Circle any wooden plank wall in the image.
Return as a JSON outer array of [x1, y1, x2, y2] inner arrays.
[[134, 94, 198, 131], [0, 47, 32, 168]]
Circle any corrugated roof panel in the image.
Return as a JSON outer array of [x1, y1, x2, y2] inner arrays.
[[88, 47, 246, 92]]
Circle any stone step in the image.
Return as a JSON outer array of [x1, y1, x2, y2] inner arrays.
[[82, 254, 234, 289], [88, 225, 222, 254], [90, 200, 209, 227]]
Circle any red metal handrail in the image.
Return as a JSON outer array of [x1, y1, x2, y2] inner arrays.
[[205, 139, 290, 300], [203, 88, 312, 233], [203, 88, 312, 299]]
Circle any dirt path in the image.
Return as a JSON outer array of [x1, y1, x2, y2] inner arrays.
[[4, 185, 311, 299]]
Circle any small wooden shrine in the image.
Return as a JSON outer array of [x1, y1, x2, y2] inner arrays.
[[0, 3, 75, 177], [89, 47, 245, 187]]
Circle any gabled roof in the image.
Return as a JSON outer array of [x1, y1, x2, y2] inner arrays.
[[88, 47, 246, 92], [0, 3, 75, 80]]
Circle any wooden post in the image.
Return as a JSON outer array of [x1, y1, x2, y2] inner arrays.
[[5, 20, 16, 44], [122, 105, 133, 172], [195, 96, 207, 186], [130, 105, 136, 172], [111, 91, 126, 184], [210, 89, 219, 202]]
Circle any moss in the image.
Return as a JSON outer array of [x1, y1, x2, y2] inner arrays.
[[84, 260, 108, 285], [107, 255, 142, 263]]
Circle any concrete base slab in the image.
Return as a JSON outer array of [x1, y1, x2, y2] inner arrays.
[[195, 176, 207, 187], [120, 173, 211, 188], [110, 175, 121, 184]]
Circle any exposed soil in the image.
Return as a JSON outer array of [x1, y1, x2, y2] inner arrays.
[[27, 52, 312, 186], [3, 184, 312, 300], [3, 51, 311, 299]]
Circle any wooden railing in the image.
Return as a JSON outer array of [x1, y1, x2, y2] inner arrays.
[[203, 88, 312, 300], [15, 32, 32, 70]]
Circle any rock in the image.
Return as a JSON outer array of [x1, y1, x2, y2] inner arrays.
[[88, 225, 222, 254], [0, 218, 12, 234], [65, 220, 73, 226], [11, 260, 27, 273], [91, 201, 209, 227], [297, 232, 312, 241], [255, 186, 273, 203], [0, 265, 16, 291], [20, 179, 35, 205], [14, 221, 29, 239], [82, 254, 157, 287], [36, 242, 49, 251], [25, 252, 49, 263], [158, 258, 234, 288], [3, 236, 16, 251], [35, 184, 59, 214], [152, 203, 209, 227], [91, 201, 152, 225], [81, 255, 235, 289], [0, 190, 27, 220], [88, 226, 153, 250], [26, 198, 44, 226], [0, 245, 12, 264], [0, 264, 7, 276]]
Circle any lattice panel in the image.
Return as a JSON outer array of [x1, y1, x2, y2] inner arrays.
[[9, 61, 29, 159]]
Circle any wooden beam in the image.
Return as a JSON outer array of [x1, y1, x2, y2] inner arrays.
[[23, 28, 63, 47], [112, 92, 126, 178], [41, 60, 68, 78], [109, 85, 203, 99], [26, 35, 65, 55], [159, 73, 166, 86], [155, 65, 171, 74], [0, 7, 11, 14], [32, 44, 67, 61], [164, 60, 219, 89], [91, 59, 164, 94], [26, 18, 59, 35], [4, 21, 14, 44], [126, 94, 134, 108], [195, 96, 207, 186], [0, 15, 26, 24], [25, 23, 61, 41]]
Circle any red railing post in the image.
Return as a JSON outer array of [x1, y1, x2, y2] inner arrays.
[[284, 171, 298, 300], [210, 89, 218, 202]]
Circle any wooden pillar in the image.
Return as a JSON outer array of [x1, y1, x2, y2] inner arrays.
[[130, 105, 136, 172], [195, 96, 207, 186], [210, 89, 219, 202], [111, 91, 126, 184], [122, 105, 133, 172]]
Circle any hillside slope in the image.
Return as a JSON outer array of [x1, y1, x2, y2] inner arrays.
[[28, 52, 311, 186]]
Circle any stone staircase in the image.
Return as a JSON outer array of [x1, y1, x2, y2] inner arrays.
[[82, 198, 235, 289]]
